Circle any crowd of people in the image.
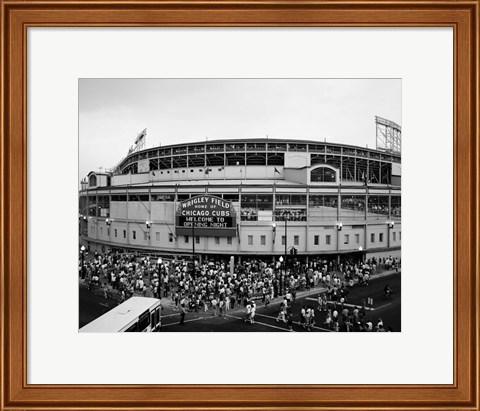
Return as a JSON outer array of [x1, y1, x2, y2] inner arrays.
[[79, 248, 400, 332]]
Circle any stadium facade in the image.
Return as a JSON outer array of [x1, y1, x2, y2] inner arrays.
[[79, 137, 401, 261]]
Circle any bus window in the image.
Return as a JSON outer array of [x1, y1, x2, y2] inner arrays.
[[138, 310, 150, 331], [125, 323, 137, 332], [150, 312, 156, 329]]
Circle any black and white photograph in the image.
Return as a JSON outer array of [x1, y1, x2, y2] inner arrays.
[[78, 78, 401, 333]]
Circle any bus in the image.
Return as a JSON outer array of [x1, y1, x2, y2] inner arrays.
[[80, 297, 162, 333]]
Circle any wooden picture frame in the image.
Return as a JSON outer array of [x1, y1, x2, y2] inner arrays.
[[1, 1, 478, 410]]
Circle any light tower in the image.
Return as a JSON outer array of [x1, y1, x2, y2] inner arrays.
[[375, 116, 401, 154]]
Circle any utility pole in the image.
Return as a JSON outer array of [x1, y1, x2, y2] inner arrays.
[[191, 223, 195, 263], [284, 216, 288, 294]]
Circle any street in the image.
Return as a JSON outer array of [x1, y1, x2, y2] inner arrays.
[[79, 284, 118, 328], [160, 272, 401, 332], [80, 271, 401, 332]]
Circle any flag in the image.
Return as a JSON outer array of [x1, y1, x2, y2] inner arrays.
[[274, 167, 281, 174]]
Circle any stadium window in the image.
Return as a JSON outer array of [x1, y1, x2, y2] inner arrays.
[[294, 235, 299, 246], [107, 228, 110, 237], [326, 235, 331, 245], [114, 229, 117, 238], [152, 194, 175, 201], [276, 194, 290, 206], [310, 166, 336, 182], [308, 194, 338, 209], [185, 236, 189, 244], [215, 237, 220, 245], [248, 235, 253, 245], [260, 235, 266, 245], [123, 230, 126, 239], [223, 194, 239, 202], [379, 233, 384, 242], [227, 237, 232, 245], [391, 195, 401, 217], [344, 234, 349, 244], [144, 232, 148, 241], [196, 236, 200, 244], [128, 194, 149, 202], [291, 195, 306, 206], [371, 233, 375, 243], [156, 232, 160, 241], [355, 234, 360, 244], [399, 231, 401, 240], [341, 195, 366, 218], [89, 174, 97, 187], [314, 235, 319, 245], [169, 233, 173, 242], [281, 236, 286, 246], [132, 230, 136, 240], [393, 232, 396, 242], [241, 194, 273, 221], [111, 194, 127, 201], [100, 227, 103, 236], [177, 194, 189, 201]]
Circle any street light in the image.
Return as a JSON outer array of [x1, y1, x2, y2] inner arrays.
[[157, 257, 163, 299], [191, 223, 196, 268], [279, 256, 284, 296], [386, 221, 395, 248], [284, 215, 288, 283], [80, 245, 86, 279]]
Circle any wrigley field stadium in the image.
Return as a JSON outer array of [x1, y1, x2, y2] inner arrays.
[[79, 117, 401, 264]]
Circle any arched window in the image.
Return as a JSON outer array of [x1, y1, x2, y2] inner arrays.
[[310, 167, 336, 183], [89, 174, 97, 187]]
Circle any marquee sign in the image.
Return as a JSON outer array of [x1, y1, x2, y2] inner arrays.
[[175, 195, 237, 237]]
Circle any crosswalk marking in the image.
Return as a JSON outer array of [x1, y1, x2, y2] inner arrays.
[[226, 314, 295, 332], [305, 298, 375, 311], [162, 317, 205, 327], [254, 312, 332, 332], [374, 302, 392, 310]]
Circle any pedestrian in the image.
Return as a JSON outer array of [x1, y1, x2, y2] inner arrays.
[[179, 304, 186, 326], [211, 298, 218, 316], [250, 300, 256, 324], [300, 305, 307, 328], [317, 295, 323, 312], [287, 311, 293, 331], [276, 304, 286, 323], [244, 302, 252, 323]]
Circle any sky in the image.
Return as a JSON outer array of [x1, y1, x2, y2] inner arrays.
[[79, 78, 401, 179]]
